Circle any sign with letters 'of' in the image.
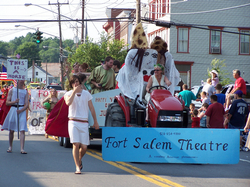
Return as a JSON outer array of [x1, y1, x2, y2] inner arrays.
[[28, 89, 66, 135], [102, 128, 240, 164], [7, 59, 28, 80]]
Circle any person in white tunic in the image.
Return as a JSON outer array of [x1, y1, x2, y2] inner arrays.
[[2, 80, 29, 154], [64, 75, 99, 174]]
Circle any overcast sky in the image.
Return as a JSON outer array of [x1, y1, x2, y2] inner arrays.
[[0, 0, 148, 43]]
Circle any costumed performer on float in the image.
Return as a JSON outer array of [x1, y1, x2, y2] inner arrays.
[[116, 22, 180, 102], [86, 56, 116, 94]]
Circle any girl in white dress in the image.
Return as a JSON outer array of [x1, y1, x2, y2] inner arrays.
[[2, 80, 29, 154], [64, 75, 99, 174]]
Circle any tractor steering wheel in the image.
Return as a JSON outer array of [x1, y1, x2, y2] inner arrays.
[[148, 85, 168, 93]]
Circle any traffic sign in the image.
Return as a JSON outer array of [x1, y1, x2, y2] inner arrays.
[[7, 59, 28, 80]]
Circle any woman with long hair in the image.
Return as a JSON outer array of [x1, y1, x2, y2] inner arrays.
[[42, 88, 59, 138]]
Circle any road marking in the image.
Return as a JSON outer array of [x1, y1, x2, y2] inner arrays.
[[48, 136, 58, 141], [240, 159, 250, 163], [87, 149, 184, 187]]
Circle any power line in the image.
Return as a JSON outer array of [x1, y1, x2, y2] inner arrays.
[[0, 17, 133, 23], [146, 2, 250, 15], [142, 19, 250, 36]]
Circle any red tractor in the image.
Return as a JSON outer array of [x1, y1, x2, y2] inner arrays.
[[105, 85, 187, 128]]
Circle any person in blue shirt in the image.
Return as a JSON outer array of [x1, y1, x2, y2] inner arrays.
[[215, 83, 226, 106]]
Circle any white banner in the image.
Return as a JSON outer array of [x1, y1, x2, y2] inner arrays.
[[28, 89, 66, 134]]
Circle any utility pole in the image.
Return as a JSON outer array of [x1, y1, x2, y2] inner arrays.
[[46, 60, 48, 86], [32, 60, 35, 81], [49, 0, 69, 90], [81, 0, 85, 44], [136, 0, 141, 24], [71, 23, 81, 48]]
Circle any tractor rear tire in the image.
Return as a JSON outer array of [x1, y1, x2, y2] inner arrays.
[[59, 137, 63, 146], [105, 102, 126, 127], [63, 137, 72, 148]]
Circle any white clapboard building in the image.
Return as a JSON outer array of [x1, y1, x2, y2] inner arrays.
[[146, 0, 250, 87], [27, 65, 54, 85]]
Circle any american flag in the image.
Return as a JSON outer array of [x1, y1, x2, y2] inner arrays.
[[1, 64, 18, 87], [0, 73, 17, 87], [0, 72, 7, 79]]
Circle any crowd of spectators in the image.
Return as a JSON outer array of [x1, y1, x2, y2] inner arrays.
[[178, 69, 249, 150]]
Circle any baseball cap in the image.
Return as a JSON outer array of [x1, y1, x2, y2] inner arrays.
[[234, 90, 243, 97]]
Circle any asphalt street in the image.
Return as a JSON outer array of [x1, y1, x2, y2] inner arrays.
[[0, 131, 249, 187]]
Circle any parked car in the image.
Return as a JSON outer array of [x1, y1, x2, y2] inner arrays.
[[191, 85, 203, 109], [221, 83, 250, 111], [47, 85, 63, 90], [191, 83, 250, 110]]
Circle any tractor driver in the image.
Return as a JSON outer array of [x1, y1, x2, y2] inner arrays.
[[145, 64, 171, 103], [145, 64, 172, 124]]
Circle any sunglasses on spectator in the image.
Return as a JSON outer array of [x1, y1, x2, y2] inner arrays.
[[154, 69, 161, 72]]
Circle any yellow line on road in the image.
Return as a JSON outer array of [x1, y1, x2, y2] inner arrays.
[[48, 136, 59, 141], [87, 149, 185, 187]]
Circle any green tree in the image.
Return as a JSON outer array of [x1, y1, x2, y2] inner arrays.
[[9, 36, 25, 55], [39, 38, 60, 63], [68, 33, 127, 70], [15, 42, 40, 67], [207, 58, 232, 86], [0, 41, 9, 56]]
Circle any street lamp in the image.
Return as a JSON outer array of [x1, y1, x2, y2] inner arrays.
[[43, 46, 72, 54], [15, 25, 60, 39], [24, 3, 74, 21], [25, 3, 65, 89]]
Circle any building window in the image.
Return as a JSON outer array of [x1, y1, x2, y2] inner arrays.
[[149, 0, 169, 20], [36, 72, 38, 76], [177, 27, 189, 53], [209, 27, 222, 54], [239, 29, 250, 55]]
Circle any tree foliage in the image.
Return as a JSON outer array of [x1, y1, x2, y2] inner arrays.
[[15, 42, 40, 67], [207, 58, 232, 86], [0, 41, 9, 56], [1, 32, 127, 72], [68, 33, 127, 70]]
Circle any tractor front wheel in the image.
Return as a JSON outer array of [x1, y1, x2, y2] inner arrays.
[[105, 102, 126, 127]]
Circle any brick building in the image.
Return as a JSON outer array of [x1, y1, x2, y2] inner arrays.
[[103, 8, 136, 48]]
